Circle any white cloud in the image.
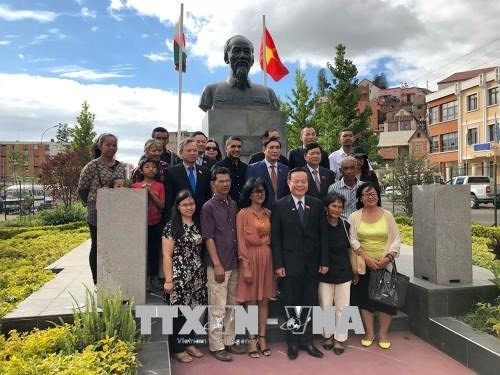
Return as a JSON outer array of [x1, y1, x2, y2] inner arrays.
[[141, 33, 150, 38], [59, 70, 132, 81], [91, 26, 99, 32], [109, 0, 500, 88], [0, 4, 57, 22], [144, 52, 170, 62], [81, 6, 97, 18], [18, 54, 24, 59], [0, 40, 11, 45], [0, 73, 203, 165]]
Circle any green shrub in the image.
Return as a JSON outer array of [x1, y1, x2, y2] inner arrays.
[[38, 204, 86, 225], [70, 288, 138, 351], [395, 215, 413, 226], [462, 296, 500, 338], [471, 224, 500, 239]]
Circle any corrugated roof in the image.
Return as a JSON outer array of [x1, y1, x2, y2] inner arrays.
[[438, 67, 495, 84], [378, 130, 415, 147]]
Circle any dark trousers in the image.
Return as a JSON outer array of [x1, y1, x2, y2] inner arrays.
[[147, 223, 163, 277], [88, 224, 97, 285], [281, 273, 319, 346], [168, 314, 195, 354]]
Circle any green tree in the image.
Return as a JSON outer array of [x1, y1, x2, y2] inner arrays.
[[70, 101, 96, 159], [314, 44, 375, 156], [317, 68, 329, 97], [391, 154, 435, 215], [373, 72, 388, 89], [56, 122, 72, 145], [280, 70, 316, 149]]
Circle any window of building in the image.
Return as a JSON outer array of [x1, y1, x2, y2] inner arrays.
[[489, 123, 500, 142], [414, 144, 423, 152], [406, 94, 411, 102], [400, 121, 411, 130], [429, 106, 439, 124], [388, 122, 398, 131], [441, 100, 458, 121], [431, 136, 439, 152], [467, 93, 478, 111], [442, 132, 458, 151], [467, 128, 478, 145], [488, 87, 498, 106]]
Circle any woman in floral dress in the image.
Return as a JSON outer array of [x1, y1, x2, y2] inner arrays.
[[163, 189, 207, 363]]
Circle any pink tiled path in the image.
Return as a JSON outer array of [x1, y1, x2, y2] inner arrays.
[[171, 332, 472, 375]]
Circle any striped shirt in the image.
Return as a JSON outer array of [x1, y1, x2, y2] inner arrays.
[[328, 178, 364, 220]]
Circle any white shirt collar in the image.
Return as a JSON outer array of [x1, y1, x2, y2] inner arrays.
[[307, 164, 319, 174], [264, 159, 277, 169], [291, 195, 305, 207]]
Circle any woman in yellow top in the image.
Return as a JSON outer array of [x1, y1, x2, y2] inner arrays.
[[348, 182, 401, 349]]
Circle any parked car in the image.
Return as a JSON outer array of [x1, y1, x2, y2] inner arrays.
[[446, 175, 500, 209], [4, 184, 53, 213], [384, 186, 401, 199]]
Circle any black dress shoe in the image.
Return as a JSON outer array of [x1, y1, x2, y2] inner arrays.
[[287, 344, 299, 360], [300, 344, 323, 358]]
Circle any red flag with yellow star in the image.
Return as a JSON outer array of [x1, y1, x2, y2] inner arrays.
[[259, 27, 289, 82]]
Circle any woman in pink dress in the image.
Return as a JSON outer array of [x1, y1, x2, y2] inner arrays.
[[236, 177, 276, 358]]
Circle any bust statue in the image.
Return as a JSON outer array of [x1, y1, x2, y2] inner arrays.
[[199, 35, 280, 112]]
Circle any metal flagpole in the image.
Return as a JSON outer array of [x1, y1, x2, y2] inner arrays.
[[176, 3, 184, 154], [262, 14, 267, 88]]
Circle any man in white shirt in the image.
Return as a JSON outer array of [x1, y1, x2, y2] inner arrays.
[[329, 128, 354, 181], [328, 157, 364, 220]]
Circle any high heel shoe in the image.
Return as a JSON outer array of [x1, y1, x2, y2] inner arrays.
[[257, 335, 271, 356]]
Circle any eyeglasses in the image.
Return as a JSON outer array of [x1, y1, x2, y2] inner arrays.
[[362, 192, 378, 198], [206, 147, 218, 151], [251, 189, 265, 195]]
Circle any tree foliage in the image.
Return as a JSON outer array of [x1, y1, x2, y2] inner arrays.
[[281, 70, 316, 149], [373, 72, 388, 89], [56, 123, 72, 145], [391, 154, 436, 215], [313, 44, 375, 155], [40, 149, 88, 208], [70, 101, 96, 160], [317, 68, 329, 97]]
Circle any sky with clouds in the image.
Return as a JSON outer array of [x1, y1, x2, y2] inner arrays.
[[1, 0, 500, 165]]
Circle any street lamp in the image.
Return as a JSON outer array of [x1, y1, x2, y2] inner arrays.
[[40, 124, 58, 209]]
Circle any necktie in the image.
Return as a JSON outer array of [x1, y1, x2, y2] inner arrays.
[[297, 200, 304, 223], [312, 169, 321, 191], [270, 164, 278, 199], [188, 166, 196, 192]]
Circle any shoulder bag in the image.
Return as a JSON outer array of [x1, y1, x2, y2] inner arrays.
[[368, 255, 409, 308], [342, 219, 366, 275]]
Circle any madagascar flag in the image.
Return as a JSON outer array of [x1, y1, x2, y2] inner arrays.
[[174, 21, 186, 72], [259, 27, 289, 82]]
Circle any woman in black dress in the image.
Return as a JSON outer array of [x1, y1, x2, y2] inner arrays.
[[318, 192, 354, 355], [163, 189, 207, 363]]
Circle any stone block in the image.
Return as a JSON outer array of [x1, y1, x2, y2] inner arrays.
[[97, 188, 148, 304], [413, 185, 472, 284], [202, 108, 287, 162]]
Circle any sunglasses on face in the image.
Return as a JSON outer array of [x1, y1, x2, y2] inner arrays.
[[206, 147, 218, 151]]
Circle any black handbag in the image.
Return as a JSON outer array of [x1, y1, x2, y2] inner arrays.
[[368, 257, 409, 308]]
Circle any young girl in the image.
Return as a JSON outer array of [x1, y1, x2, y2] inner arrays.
[[132, 139, 167, 183], [132, 158, 165, 292]]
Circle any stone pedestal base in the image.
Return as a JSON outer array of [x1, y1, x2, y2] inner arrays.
[[412, 184, 472, 284]]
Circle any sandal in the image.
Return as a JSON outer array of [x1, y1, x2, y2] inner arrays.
[[173, 351, 192, 363], [257, 335, 271, 356], [333, 340, 345, 355], [185, 345, 204, 358], [322, 336, 334, 350], [247, 336, 260, 358]]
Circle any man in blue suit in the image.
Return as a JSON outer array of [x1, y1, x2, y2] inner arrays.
[[246, 137, 289, 209]]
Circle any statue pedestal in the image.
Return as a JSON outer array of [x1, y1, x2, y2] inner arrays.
[[202, 108, 287, 163], [412, 184, 472, 284]]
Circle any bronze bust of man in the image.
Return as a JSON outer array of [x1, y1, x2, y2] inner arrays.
[[199, 35, 280, 112]]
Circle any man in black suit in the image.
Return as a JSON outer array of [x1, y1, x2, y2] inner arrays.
[[192, 131, 217, 169], [287, 125, 329, 169], [304, 143, 336, 200], [213, 136, 247, 203], [271, 168, 329, 360], [164, 138, 212, 220], [248, 128, 289, 166], [246, 137, 289, 209]]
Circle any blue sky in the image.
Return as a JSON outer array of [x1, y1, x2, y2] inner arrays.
[[1, 0, 499, 164]]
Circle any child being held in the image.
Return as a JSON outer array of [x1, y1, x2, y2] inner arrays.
[[131, 158, 165, 292]]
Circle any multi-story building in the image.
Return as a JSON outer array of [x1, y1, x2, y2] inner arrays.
[[427, 67, 499, 180], [0, 140, 66, 185]]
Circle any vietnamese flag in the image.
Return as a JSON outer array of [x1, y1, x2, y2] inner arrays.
[[259, 27, 289, 82], [174, 20, 186, 72]]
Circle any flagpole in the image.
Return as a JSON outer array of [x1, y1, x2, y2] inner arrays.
[[262, 14, 267, 88], [176, 3, 184, 154]]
